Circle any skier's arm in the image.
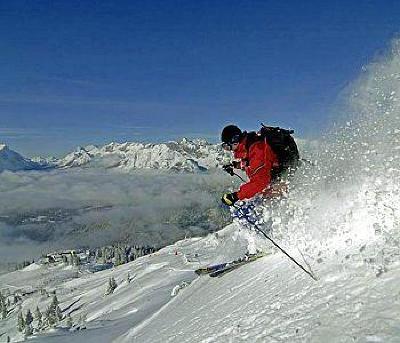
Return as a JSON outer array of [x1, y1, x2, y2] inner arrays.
[[236, 142, 273, 200]]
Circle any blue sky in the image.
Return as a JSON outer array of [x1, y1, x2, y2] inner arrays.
[[1, 0, 399, 156]]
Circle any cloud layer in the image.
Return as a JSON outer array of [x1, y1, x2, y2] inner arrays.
[[0, 168, 235, 267]]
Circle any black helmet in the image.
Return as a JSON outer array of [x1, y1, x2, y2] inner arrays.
[[221, 125, 242, 144]]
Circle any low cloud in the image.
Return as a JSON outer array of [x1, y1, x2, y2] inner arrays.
[[0, 168, 235, 267]]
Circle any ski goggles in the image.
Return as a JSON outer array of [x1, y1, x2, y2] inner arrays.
[[221, 134, 241, 150]]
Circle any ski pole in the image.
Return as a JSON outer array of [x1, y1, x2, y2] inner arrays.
[[233, 172, 246, 183], [234, 205, 318, 281]]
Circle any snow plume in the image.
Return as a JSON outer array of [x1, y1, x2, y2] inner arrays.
[[0, 168, 233, 265], [249, 39, 400, 277]]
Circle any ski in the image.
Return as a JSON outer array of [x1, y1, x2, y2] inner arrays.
[[194, 262, 229, 275], [209, 253, 266, 277], [194, 252, 268, 277]]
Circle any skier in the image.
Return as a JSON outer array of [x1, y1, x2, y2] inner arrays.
[[210, 125, 317, 280], [220, 124, 299, 206]]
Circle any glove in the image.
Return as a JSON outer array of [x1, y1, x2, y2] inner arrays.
[[222, 164, 235, 176], [221, 192, 238, 206]]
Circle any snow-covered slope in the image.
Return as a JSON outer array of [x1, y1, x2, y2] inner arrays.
[[0, 144, 43, 172], [124, 239, 400, 343], [57, 138, 227, 172], [1, 212, 398, 343], [0, 223, 256, 342]]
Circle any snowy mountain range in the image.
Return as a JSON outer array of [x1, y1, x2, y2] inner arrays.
[[0, 138, 228, 173], [56, 138, 227, 172]]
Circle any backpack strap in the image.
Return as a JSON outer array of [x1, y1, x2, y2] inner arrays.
[[244, 131, 262, 152]]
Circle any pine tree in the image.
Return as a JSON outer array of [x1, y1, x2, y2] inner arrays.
[[0, 292, 7, 319], [52, 295, 62, 321], [34, 306, 42, 321], [45, 295, 63, 326], [56, 303, 63, 321], [104, 277, 117, 295], [2, 303, 7, 320], [17, 311, 25, 332], [114, 252, 121, 266], [120, 247, 127, 264], [94, 248, 99, 263], [25, 309, 33, 326], [44, 306, 51, 327], [35, 306, 42, 330], [102, 247, 107, 263], [45, 305, 55, 327], [52, 294, 58, 307]]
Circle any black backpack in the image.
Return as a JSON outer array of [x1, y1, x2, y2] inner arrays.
[[246, 124, 300, 168]]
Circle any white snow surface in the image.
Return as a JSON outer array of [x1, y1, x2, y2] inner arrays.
[[0, 216, 399, 343]]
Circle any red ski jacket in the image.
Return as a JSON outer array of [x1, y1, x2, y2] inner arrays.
[[233, 135, 279, 200]]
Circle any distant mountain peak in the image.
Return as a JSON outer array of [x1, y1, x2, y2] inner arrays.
[[0, 145, 44, 172]]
